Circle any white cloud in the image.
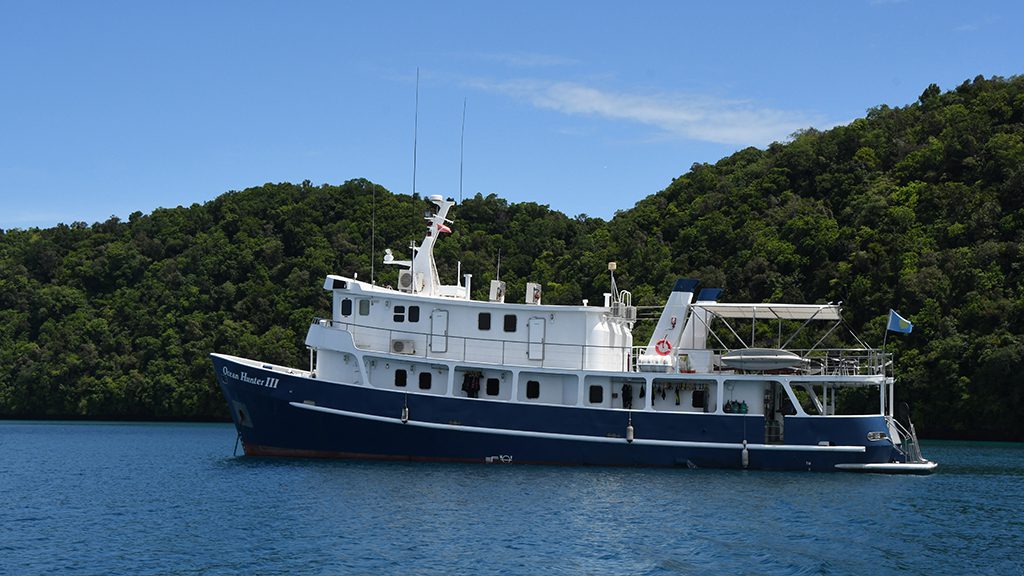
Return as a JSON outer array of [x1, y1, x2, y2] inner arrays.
[[468, 79, 826, 146]]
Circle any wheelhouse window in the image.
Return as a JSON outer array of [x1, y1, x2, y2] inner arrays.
[[526, 380, 539, 399], [478, 312, 491, 331], [395, 369, 407, 387], [504, 314, 517, 332], [486, 378, 500, 396], [341, 298, 353, 317], [419, 372, 432, 390], [358, 299, 370, 315], [408, 306, 420, 322], [589, 385, 604, 404], [394, 305, 406, 323]]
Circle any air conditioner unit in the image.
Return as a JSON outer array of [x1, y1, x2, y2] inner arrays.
[[398, 270, 414, 291], [391, 339, 416, 355]]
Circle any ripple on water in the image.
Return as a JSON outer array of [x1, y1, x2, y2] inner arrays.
[[1, 425, 1022, 576]]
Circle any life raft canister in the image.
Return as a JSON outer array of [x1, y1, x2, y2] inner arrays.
[[655, 338, 672, 356]]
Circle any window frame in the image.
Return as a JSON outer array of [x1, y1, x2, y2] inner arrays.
[[526, 380, 540, 399]]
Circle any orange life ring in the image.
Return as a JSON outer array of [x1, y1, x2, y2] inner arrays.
[[655, 339, 672, 356]]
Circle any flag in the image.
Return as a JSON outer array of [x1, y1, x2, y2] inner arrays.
[[436, 223, 451, 234], [887, 309, 913, 334]]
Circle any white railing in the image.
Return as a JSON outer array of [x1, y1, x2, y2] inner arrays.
[[629, 346, 891, 377], [313, 318, 890, 377], [312, 318, 633, 372]]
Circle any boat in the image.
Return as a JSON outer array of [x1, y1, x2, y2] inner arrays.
[[720, 348, 805, 371], [211, 194, 936, 473]]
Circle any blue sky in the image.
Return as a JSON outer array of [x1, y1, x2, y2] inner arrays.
[[1, 0, 1020, 229]]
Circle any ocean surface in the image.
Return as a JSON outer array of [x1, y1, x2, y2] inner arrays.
[[1, 421, 1021, 576]]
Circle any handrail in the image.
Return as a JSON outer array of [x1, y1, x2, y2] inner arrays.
[[311, 318, 891, 376], [887, 415, 927, 463], [311, 317, 633, 371]]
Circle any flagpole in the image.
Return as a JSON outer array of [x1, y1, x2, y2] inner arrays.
[[882, 312, 890, 373]]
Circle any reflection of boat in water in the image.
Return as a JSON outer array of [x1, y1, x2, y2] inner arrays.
[[212, 194, 936, 473]]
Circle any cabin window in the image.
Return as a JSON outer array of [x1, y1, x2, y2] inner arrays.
[[395, 369, 407, 387], [589, 385, 604, 404], [526, 380, 540, 399], [358, 299, 370, 315], [486, 378, 500, 396], [341, 298, 353, 317], [419, 372, 432, 390], [504, 314, 517, 332], [408, 306, 420, 322], [394, 305, 406, 322], [692, 389, 706, 409], [478, 312, 491, 331]]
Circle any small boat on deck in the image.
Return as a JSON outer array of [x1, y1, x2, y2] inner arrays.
[[721, 348, 805, 371], [212, 194, 935, 473]]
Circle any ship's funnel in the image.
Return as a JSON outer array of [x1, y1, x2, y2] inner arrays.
[[644, 279, 698, 356], [679, 287, 722, 349]]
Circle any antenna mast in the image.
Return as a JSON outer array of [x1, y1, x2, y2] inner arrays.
[[459, 97, 467, 203], [412, 67, 420, 197], [371, 183, 376, 284]]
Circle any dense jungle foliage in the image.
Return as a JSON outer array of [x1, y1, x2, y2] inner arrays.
[[1, 75, 1022, 440]]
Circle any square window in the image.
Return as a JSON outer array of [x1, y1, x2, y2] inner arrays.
[[395, 369, 407, 387], [394, 305, 405, 323], [692, 389, 706, 408], [486, 378, 500, 396], [478, 312, 491, 331], [589, 385, 604, 404], [341, 298, 353, 317], [419, 372, 432, 390], [358, 300, 370, 315], [504, 314, 517, 332], [408, 306, 420, 322], [526, 380, 539, 399]]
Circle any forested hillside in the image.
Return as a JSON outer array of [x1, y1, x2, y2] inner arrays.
[[1, 75, 1021, 440]]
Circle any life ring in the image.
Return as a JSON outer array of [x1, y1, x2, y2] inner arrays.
[[655, 339, 672, 356]]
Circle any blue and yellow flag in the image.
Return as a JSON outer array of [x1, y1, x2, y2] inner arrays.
[[887, 309, 913, 334]]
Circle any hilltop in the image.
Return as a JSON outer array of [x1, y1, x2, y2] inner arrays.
[[1, 75, 1021, 440]]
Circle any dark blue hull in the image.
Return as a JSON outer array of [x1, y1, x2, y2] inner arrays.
[[212, 355, 900, 471]]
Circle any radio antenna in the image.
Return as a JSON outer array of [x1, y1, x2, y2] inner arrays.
[[412, 67, 420, 198], [370, 182, 376, 284], [459, 97, 467, 203]]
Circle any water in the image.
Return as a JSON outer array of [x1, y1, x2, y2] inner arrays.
[[1, 422, 1021, 576]]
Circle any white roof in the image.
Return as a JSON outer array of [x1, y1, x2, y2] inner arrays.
[[692, 303, 842, 321]]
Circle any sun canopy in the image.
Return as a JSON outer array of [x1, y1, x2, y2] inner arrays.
[[692, 303, 842, 321]]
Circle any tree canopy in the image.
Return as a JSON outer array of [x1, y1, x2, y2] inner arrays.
[[1, 75, 1022, 440]]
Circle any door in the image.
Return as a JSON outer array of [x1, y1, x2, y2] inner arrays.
[[431, 310, 448, 353], [528, 317, 545, 360]]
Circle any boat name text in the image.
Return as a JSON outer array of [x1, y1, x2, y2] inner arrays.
[[222, 367, 279, 389]]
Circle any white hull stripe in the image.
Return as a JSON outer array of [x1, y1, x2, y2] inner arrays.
[[289, 402, 866, 454]]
